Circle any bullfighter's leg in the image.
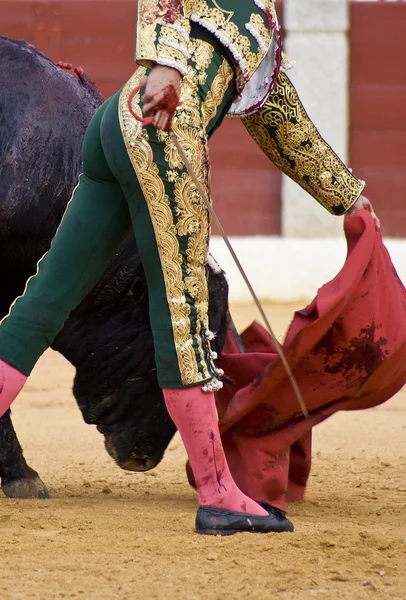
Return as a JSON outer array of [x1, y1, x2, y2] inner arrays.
[[99, 34, 293, 532], [112, 52, 234, 392], [0, 97, 132, 415]]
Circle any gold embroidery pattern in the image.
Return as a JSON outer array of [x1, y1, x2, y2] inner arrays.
[[211, 0, 234, 23], [136, 1, 277, 88], [119, 69, 202, 385], [136, 23, 158, 66], [193, 6, 261, 75], [160, 24, 190, 58], [247, 13, 270, 50], [188, 38, 214, 85], [242, 72, 365, 214], [173, 170, 211, 380], [136, 0, 192, 73], [164, 57, 213, 379], [191, 1, 277, 84], [119, 45, 227, 385], [165, 38, 231, 380], [202, 57, 234, 129], [156, 43, 190, 72]]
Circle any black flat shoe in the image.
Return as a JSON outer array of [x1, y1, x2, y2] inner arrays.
[[195, 501, 294, 536]]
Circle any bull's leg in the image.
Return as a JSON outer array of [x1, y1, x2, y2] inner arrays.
[[0, 410, 49, 499]]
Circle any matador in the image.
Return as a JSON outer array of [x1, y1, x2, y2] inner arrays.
[[0, 0, 379, 535]]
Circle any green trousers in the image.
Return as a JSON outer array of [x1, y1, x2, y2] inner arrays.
[[0, 27, 236, 389]]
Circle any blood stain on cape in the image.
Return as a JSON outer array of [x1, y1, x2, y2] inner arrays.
[[324, 324, 389, 385]]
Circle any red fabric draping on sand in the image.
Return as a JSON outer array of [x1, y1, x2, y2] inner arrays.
[[201, 212, 405, 511]]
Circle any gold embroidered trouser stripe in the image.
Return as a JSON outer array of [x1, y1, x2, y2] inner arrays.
[[119, 34, 235, 387]]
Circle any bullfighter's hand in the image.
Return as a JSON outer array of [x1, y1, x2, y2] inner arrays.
[[346, 195, 380, 231], [142, 65, 181, 131]]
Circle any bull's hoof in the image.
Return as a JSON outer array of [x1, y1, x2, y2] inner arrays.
[[1, 476, 50, 499]]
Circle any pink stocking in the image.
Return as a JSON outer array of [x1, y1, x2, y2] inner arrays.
[[163, 387, 268, 516], [0, 360, 28, 418]]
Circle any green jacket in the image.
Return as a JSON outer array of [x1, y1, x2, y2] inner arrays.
[[136, 0, 280, 97], [135, 1, 365, 214]]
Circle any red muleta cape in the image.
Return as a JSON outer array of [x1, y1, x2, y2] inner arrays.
[[199, 212, 405, 511]]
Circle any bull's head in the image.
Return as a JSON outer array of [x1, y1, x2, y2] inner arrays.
[[52, 237, 229, 471]]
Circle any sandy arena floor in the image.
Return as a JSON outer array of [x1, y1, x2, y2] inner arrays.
[[0, 303, 405, 600]]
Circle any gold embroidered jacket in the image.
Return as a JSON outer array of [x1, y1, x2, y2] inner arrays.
[[135, 1, 365, 214], [136, 0, 281, 110], [242, 72, 366, 215]]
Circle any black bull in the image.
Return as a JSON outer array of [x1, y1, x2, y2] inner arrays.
[[0, 36, 230, 498]]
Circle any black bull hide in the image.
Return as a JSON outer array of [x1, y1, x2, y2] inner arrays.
[[0, 36, 230, 498]]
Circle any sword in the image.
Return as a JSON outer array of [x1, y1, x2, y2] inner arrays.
[[128, 86, 309, 419]]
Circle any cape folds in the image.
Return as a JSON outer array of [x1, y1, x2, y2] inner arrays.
[[190, 211, 406, 511]]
